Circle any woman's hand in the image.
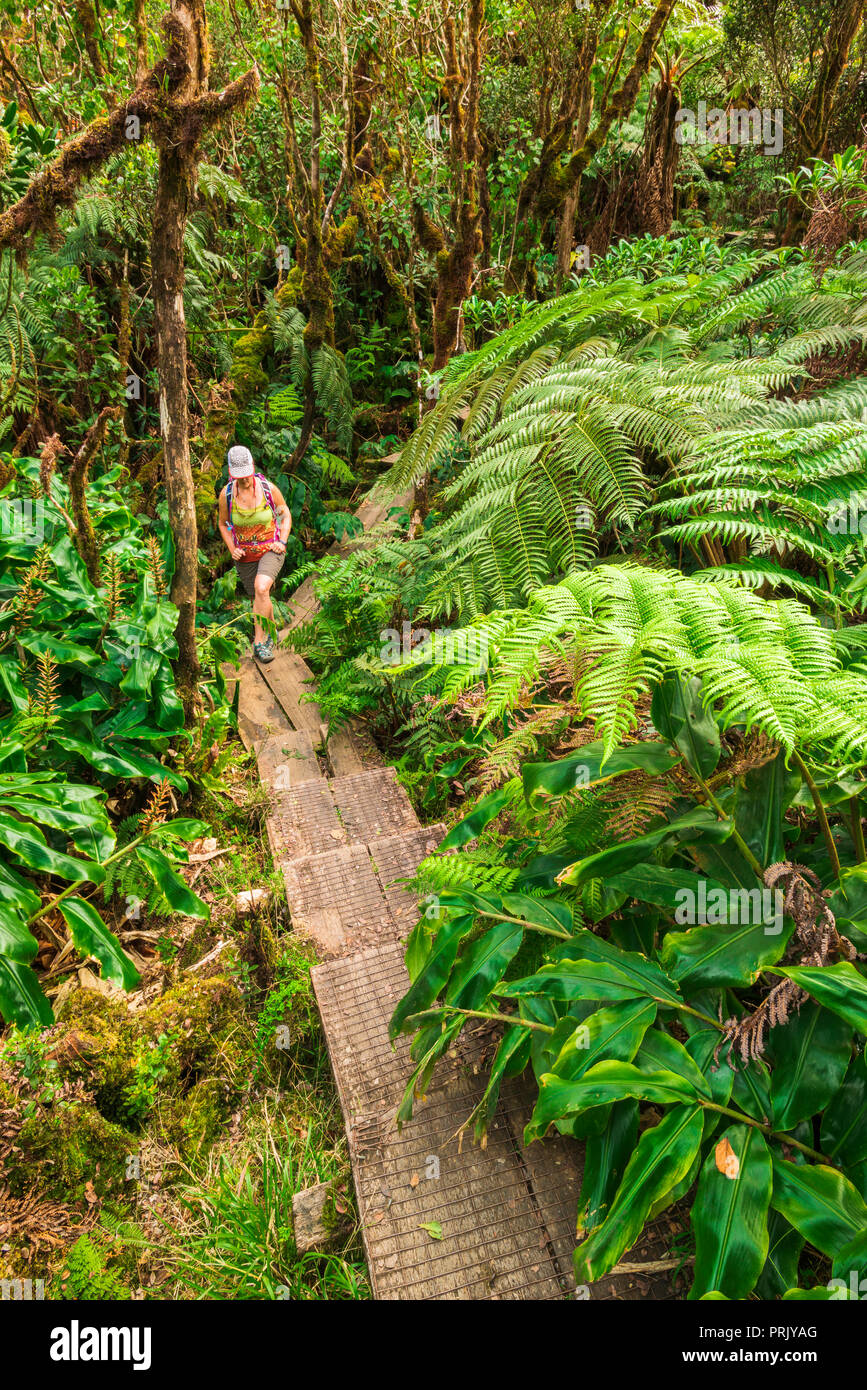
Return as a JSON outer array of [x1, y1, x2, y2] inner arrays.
[[231, 546, 245, 560], [269, 540, 287, 555]]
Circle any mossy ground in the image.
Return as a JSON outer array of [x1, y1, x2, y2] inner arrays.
[[0, 750, 368, 1301]]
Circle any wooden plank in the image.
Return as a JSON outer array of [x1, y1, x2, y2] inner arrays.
[[283, 845, 396, 957], [256, 730, 321, 790], [277, 487, 412, 642], [266, 781, 345, 860], [331, 767, 419, 843], [321, 722, 365, 777], [312, 945, 578, 1300], [256, 650, 324, 737], [283, 576, 319, 632], [369, 825, 448, 936], [223, 657, 292, 750]]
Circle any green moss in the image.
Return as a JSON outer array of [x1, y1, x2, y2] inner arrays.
[[238, 914, 280, 991], [53, 990, 137, 1119], [159, 1076, 231, 1158], [49, 974, 244, 1131], [141, 974, 243, 1073], [9, 1102, 134, 1203]]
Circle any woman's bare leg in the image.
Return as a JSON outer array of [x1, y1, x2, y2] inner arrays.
[[252, 573, 275, 644]]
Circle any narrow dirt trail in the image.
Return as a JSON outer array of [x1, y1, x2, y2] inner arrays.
[[228, 491, 677, 1301]]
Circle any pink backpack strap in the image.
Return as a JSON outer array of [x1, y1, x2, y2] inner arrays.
[[256, 474, 280, 540]]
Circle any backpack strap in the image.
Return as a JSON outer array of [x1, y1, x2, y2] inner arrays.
[[256, 474, 280, 540], [225, 476, 235, 543]]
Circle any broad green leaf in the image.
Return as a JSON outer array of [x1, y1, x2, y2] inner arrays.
[[446, 921, 524, 1009], [771, 1157, 867, 1259], [54, 734, 186, 788], [821, 1053, 867, 1166], [577, 1100, 638, 1233], [404, 916, 433, 982], [16, 631, 101, 667], [555, 929, 683, 1006], [550, 999, 657, 1082], [558, 807, 731, 887], [136, 844, 209, 920], [396, 1016, 463, 1126], [832, 1228, 867, 1288], [574, 1105, 704, 1283], [768, 1001, 852, 1131], [734, 750, 798, 868], [770, 962, 867, 1037], [606, 864, 729, 913], [0, 811, 104, 884], [0, 904, 37, 964], [526, 1061, 701, 1142], [690, 1125, 772, 1299], [783, 1285, 854, 1300], [686, 836, 762, 893], [438, 788, 510, 849], [436, 889, 572, 937], [636, 1027, 713, 1099], [390, 915, 473, 1038], [661, 913, 793, 989], [0, 796, 114, 861], [498, 957, 677, 1006], [651, 674, 720, 778], [684, 1030, 735, 1106], [472, 1027, 532, 1141], [0, 955, 53, 1028], [58, 897, 141, 992], [522, 739, 681, 804], [498, 893, 573, 936], [0, 861, 41, 915], [732, 1056, 772, 1123], [158, 817, 212, 840], [828, 866, 867, 942], [756, 1210, 805, 1301]]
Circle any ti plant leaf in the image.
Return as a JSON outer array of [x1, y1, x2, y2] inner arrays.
[[690, 1125, 773, 1299]]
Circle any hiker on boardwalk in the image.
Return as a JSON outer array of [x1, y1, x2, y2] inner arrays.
[[218, 445, 292, 664]]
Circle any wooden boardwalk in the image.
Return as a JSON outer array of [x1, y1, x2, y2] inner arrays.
[[232, 491, 678, 1300]]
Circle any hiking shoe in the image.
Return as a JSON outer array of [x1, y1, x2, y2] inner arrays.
[[253, 639, 274, 664]]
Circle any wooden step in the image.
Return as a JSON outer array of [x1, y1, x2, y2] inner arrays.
[[330, 767, 420, 843], [311, 943, 583, 1300], [223, 657, 293, 749], [368, 824, 449, 938], [282, 845, 397, 957], [265, 779, 346, 861], [320, 721, 365, 777], [255, 650, 324, 737], [256, 730, 321, 790]]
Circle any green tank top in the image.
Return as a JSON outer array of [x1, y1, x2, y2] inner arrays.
[[232, 497, 274, 527]]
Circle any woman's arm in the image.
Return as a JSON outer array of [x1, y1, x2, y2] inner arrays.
[[269, 485, 293, 550], [218, 488, 245, 560]]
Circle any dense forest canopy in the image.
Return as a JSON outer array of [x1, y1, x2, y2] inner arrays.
[[1, 0, 867, 1310]]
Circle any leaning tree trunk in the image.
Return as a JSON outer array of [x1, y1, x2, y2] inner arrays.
[[151, 139, 201, 713], [632, 78, 680, 236]]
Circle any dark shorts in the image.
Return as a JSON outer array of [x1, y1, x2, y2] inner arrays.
[[234, 550, 286, 598]]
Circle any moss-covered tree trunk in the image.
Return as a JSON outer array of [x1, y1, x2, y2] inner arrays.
[[414, 0, 486, 371], [148, 0, 257, 717], [506, 0, 677, 290], [781, 0, 866, 244], [152, 135, 201, 712], [67, 406, 123, 583]]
